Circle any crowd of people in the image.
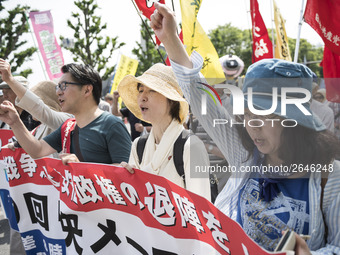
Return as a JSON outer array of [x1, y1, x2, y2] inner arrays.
[[0, 2, 340, 254]]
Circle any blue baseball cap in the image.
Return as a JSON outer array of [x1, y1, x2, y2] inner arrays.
[[242, 58, 325, 131]]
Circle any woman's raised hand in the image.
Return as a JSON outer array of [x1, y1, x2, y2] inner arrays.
[[150, 2, 192, 68]]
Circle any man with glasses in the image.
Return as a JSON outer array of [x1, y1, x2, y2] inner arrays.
[[0, 59, 131, 165]]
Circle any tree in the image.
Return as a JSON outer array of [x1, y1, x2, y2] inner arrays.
[[209, 24, 252, 76], [0, 0, 37, 79], [267, 29, 323, 77], [288, 38, 323, 78], [60, 0, 125, 80], [132, 19, 166, 76]]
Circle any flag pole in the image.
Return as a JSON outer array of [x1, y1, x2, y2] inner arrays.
[[130, 0, 166, 64], [24, 10, 49, 80], [170, 0, 179, 35], [270, 0, 275, 56], [294, 0, 305, 63], [245, 0, 254, 62]]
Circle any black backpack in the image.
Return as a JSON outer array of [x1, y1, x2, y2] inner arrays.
[[136, 129, 218, 202]]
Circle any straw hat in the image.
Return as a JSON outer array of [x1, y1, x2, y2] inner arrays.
[[118, 63, 188, 124], [30, 81, 61, 112]]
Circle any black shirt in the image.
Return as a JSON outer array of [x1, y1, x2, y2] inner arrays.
[[20, 110, 40, 131]]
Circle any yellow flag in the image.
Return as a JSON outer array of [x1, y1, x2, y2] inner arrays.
[[180, 0, 225, 85], [110, 55, 139, 94], [273, 0, 292, 61]]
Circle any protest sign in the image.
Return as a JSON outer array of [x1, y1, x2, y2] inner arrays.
[[0, 145, 287, 254]]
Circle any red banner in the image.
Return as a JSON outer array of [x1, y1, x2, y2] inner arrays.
[[29, 11, 64, 82], [320, 47, 340, 102], [0, 146, 287, 255], [250, 0, 273, 62], [0, 129, 14, 147], [304, 0, 340, 56]]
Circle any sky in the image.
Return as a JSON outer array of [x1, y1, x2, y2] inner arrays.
[[2, 0, 324, 86]]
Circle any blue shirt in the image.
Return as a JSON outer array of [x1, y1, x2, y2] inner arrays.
[[237, 177, 309, 251]]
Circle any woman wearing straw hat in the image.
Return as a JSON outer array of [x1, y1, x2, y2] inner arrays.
[[118, 63, 211, 201], [150, 2, 340, 254]]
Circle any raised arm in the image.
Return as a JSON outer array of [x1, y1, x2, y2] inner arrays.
[[0, 101, 56, 158], [111, 91, 123, 117], [149, 3, 249, 169], [15, 90, 72, 130], [0, 58, 26, 99], [0, 58, 71, 130]]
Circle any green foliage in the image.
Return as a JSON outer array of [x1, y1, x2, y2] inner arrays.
[[132, 19, 166, 77], [209, 24, 324, 77], [288, 38, 323, 77], [60, 0, 125, 80], [209, 24, 252, 76], [0, 0, 37, 78]]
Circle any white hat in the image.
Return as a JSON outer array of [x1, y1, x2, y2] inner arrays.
[[0, 76, 29, 89], [118, 63, 188, 124]]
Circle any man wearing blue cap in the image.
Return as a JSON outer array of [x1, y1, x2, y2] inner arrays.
[[151, 2, 340, 254]]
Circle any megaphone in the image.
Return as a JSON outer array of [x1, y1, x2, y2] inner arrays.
[[219, 54, 244, 79]]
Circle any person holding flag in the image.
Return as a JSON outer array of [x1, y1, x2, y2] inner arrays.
[[150, 2, 340, 254]]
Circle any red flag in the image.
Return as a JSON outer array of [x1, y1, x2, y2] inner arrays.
[[304, 0, 340, 56], [134, 0, 164, 19], [250, 0, 273, 62], [134, 0, 165, 45], [320, 47, 340, 103]]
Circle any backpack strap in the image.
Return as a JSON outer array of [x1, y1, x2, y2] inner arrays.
[[136, 130, 192, 184], [173, 129, 193, 184], [60, 118, 76, 154], [136, 134, 149, 164]]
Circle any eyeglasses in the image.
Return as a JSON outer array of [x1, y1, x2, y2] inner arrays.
[[55, 81, 83, 91]]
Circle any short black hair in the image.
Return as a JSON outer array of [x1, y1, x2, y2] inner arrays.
[[61, 63, 102, 105], [168, 99, 181, 123]]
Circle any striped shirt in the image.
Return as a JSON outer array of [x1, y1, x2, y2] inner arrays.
[[171, 51, 340, 254]]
